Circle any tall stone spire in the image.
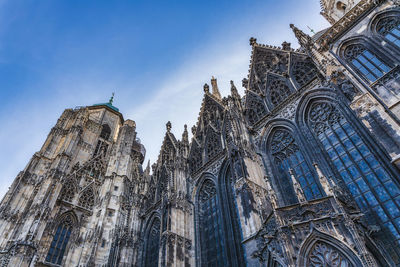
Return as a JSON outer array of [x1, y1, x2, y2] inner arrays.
[[211, 76, 222, 100], [290, 24, 312, 50]]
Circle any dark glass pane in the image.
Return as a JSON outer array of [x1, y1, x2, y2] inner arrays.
[[365, 191, 378, 206], [348, 182, 360, 195], [385, 201, 400, 218], [366, 173, 380, 187], [358, 160, 371, 174], [375, 186, 390, 202], [340, 170, 352, 183], [365, 155, 379, 169], [385, 181, 400, 197], [375, 206, 389, 223], [376, 168, 390, 182], [356, 179, 369, 193], [355, 196, 368, 210]]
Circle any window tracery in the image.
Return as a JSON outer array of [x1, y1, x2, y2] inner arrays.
[[377, 16, 400, 48], [205, 128, 222, 160], [343, 43, 390, 82], [308, 101, 400, 245], [246, 93, 268, 125], [46, 214, 74, 265], [307, 242, 353, 267], [291, 57, 318, 88], [269, 128, 323, 203], [144, 218, 161, 267], [269, 79, 291, 107], [60, 179, 75, 203], [78, 188, 95, 210]]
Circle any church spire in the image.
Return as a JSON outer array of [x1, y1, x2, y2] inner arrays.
[[210, 76, 222, 100], [290, 24, 312, 50], [109, 92, 115, 105]]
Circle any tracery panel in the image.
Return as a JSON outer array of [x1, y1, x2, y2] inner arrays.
[[269, 128, 323, 204], [308, 101, 400, 245], [306, 242, 353, 267]]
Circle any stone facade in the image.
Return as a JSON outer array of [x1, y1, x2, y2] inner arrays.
[[1, 0, 400, 266]]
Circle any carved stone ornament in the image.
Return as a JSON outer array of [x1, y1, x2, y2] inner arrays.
[[307, 242, 353, 267]]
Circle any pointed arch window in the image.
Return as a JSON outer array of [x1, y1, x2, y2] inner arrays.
[[377, 16, 400, 48], [269, 128, 323, 204], [308, 101, 400, 244], [46, 214, 74, 265], [344, 44, 391, 82], [197, 179, 227, 266], [78, 188, 95, 210], [60, 180, 75, 203], [144, 218, 161, 267]]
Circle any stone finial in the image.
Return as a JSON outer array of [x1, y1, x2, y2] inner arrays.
[[242, 78, 249, 89], [313, 163, 332, 195], [289, 168, 307, 203], [182, 124, 189, 144], [203, 83, 210, 93], [249, 37, 257, 46], [166, 121, 172, 132], [210, 76, 222, 99], [191, 125, 197, 135], [230, 80, 240, 99], [281, 41, 291, 51], [109, 92, 115, 105]]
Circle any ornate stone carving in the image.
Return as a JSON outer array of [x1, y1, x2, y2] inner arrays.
[[307, 242, 353, 267]]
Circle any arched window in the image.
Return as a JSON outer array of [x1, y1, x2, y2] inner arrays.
[[377, 16, 400, 48], [78, 188, 95, 210], [269, 128, 323, 204], [100, 124, 111, 140], [144, 217, 160, 267], [344, 43, 391, 82], [197, 179, 227, 266], [46, 214, 74, 265], [307, 101, 400, 244]]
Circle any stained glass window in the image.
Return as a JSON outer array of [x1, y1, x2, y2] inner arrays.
[[377, 16, 400, 48], [344, 44, 390, 82], [198, 180, 227, 266], [46, 214, 73, 265], [144, 218, 160, 267], [270, 128, 323, 204], [308, 101, 400, 245]]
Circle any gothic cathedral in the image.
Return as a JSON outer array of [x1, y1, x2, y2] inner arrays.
[[2, 0, 400, 266]]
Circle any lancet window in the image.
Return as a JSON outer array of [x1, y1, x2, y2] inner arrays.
[[45, 214, 74, 265], [197, 179, 227, 266], [344, 43, 390, 82], [308, 101, 400, 244], [144, 218, 161, 267], [377, 16, 400, 48], [269, 128, 323, 204]]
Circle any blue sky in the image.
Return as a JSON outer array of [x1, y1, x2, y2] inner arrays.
[[0, 0, 329, 198]]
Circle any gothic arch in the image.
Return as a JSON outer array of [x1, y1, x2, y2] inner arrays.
[[245, 90, 269, 126], [289, 53, 319, 89], [78, 186, 95, 210], [297, 228, 363, 267], [142, 212, 161, 267], [45, 211, 78, 265], [298, 91, 400, 245], [217, 160, 246, 266], [262, 120, 324, 206], [338, 37, 394, 83], [265, 74, 294, 109], [100, 124, 111, 140], [60, 178, 78, 203], [370, 8, 400, 52]]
